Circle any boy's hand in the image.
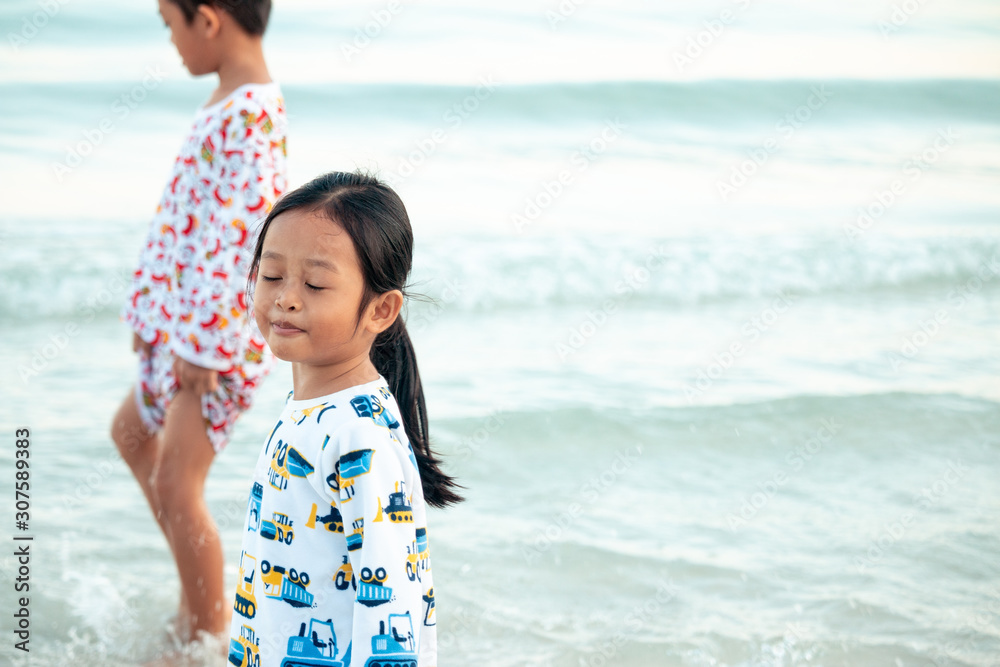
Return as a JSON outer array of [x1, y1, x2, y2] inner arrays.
[[173, 357, 219, 394], [132, 332, 153, 355]]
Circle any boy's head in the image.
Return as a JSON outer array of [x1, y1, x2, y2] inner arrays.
[[158, 0, 272, 76], [165, 0, 272, 36]]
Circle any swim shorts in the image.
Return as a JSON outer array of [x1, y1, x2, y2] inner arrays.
[[134, 342, 265, 452]]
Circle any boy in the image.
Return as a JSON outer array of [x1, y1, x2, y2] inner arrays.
[[110, 0, 288, 642]]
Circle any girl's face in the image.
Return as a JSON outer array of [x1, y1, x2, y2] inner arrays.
[[253, 209, 374, 371]]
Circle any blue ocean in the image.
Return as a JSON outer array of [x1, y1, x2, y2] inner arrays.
[[1, 0, 999, 665]]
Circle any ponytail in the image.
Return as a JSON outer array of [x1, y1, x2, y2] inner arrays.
[[371, 318, 462, 508]]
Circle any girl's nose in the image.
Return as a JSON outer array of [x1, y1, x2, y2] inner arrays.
[[275, 287, 300, 311]]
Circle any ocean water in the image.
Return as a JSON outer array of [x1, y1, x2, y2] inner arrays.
[[2, 0, 1000, 665]]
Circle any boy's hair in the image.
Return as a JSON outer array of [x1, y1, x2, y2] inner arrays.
[[248, 171, 463, 508], [168, 0, 272, 36]]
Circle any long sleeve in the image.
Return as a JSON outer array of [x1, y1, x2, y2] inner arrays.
[[232, 382, 436, 667], [324, 419, 430, 666]]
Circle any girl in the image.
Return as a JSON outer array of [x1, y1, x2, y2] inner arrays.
[[228, 172, 461, 667]]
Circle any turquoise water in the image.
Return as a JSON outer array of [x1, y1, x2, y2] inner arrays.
[[2, 0, 1000, 665]]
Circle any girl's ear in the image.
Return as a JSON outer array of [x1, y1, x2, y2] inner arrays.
[[366, 290, 404, 335], [195, 3, 222, 38]]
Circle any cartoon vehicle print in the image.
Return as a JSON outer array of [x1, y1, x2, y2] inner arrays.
[[406, 527, 430, 583], [234, 552, 258, 619], [346, 519, 364, 552], [330, 449, 374, 499], [351, 395, 400, 430], [247, 483, 263, 532], [261, 512, 294, 545], [261, 559, 314, 608], [375, 481, 413, 524], [405, 548, 420, 583], [229, 623, 261, 667], [357, 566, 392, 608], [307, 503, 344, 533], [270, 441, 315, 491], [280, 618, 347, 667], [287, 447, 315, 477], [356, 390, 417, 468], [334, 556, 356, 591], [290, 402, 336, 426], [269, 440, 290, 490], [422, 587, 436, 627], [366, 612, 417, 667]]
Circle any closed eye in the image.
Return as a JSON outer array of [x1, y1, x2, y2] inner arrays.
[[261, 276, 280, 282], [306, 283, 324, 291]]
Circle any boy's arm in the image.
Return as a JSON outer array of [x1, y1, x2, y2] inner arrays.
[[170, 97, 286, 372]]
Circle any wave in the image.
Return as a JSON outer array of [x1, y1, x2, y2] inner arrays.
[[404, 232, 1000, 312], [3, 231, 998, 320], [8, 79, 1000, 133], [434, 391, 1000, 450]]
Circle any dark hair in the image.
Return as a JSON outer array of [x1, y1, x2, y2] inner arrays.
[[168, 0, 272, 36], [249, 171, 462, 508]]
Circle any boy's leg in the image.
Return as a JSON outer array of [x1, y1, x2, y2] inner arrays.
[[153, 387, 229, 638], [111, 390, 168, 532], [111, 391, 192, 624]]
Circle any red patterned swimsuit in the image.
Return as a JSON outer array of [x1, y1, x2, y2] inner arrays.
[[122, 83, 289, 450]]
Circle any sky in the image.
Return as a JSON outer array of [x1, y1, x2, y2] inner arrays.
[[1, 0, 999, 85]]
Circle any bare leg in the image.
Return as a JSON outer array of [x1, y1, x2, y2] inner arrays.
[[111, 389, 162, 526], [153, 388, 229, 639], [111, 391, 192, 627]]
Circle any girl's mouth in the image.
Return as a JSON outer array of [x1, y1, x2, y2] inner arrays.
[[271, 320, 304, 335]]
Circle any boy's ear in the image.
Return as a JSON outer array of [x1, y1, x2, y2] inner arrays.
[[195, 4, 222, 38], [366, 290, 404, 335]]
